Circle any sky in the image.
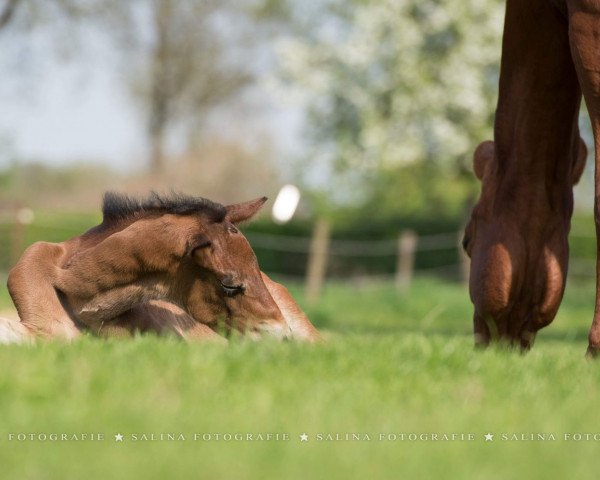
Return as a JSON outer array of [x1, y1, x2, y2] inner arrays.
[[0, 61, 147, 170], [0, 22, 304, 174], [0, 24, 144, 170]]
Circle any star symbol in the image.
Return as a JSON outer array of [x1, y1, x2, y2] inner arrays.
[[115, 433, 124, 442], [484, 433, 494, 442], [299, 433, 309, 442]]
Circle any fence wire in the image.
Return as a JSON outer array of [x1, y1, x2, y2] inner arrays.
[[245, 231, 458, 256], [0, 215, 598, 281]]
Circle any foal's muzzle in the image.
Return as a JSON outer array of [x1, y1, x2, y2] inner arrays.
[[251, 321, 292, 341]]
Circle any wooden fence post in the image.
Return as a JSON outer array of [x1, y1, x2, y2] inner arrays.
[[458, 229, 470, 284], [305, 219, 330, 304], [395, 229, 417, 293]]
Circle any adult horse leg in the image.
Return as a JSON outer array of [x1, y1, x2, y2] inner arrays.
[[467, 0, 581, 349], [569, 1, 600, 356]]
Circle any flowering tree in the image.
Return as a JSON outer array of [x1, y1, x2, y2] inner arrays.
[[274, 0, 504, 213]]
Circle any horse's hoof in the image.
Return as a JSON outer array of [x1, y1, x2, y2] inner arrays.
[[586, 345, 600, 359]]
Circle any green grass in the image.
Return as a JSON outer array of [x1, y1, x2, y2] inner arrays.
[[1, 278, 600, 479]]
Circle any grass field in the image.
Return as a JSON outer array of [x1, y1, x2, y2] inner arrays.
[[1, 277, 600, 479]]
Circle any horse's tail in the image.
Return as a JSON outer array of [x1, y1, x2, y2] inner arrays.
[[0, 316, 33, 344]]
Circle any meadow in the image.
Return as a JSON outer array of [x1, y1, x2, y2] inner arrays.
[[1, 276, 600, 479]]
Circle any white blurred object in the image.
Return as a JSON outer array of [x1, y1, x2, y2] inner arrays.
[[272, 184, 300, 224], [16, 208, 34, 225]]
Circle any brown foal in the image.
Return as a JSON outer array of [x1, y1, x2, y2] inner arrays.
[[6, 192, 320, 343]]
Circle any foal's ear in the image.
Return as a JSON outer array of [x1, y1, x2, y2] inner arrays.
[[572, 137, 587, 185], [473, 140, 495, 181], [225, 197, 268, 224]]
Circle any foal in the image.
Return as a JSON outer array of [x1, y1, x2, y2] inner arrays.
[[7, 192, 319, 342]]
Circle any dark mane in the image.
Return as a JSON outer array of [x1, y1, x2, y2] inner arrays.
[[101, 191, 227, 224]]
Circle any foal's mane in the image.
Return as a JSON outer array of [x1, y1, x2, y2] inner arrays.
[[101, 191, 227, 225]]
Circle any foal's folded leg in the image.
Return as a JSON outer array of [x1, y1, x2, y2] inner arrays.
[[7, 242, 81, 340], [0, 316, 34, 344], [101, 301, 227, 344], [261, 272, 322, 342]]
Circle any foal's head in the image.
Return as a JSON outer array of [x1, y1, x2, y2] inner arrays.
[[462, 139, 586, 348], [101, 192, 290, 339], [184, 196, 291, 338]]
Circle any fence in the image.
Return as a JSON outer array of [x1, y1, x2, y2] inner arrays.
[[244, 223, 469, 301], [0, 210, 597, 303]]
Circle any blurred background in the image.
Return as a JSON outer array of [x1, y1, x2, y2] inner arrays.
[[0, 0, 597, 303], [4, 5, 600, 477]]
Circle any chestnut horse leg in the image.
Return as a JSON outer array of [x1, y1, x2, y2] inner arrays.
[[474, 314, 494, 347], [471, 0, 582, 349], [569, 1, 600, 356], [7, 242, 81, 340]]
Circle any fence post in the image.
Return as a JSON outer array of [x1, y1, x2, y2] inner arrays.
[[458, 229, 470, 284], [395, 229, 417, 293], [305, 219, 330, 304]]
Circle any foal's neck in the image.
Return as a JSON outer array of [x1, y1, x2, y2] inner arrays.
[[60, 215, 195, 322]]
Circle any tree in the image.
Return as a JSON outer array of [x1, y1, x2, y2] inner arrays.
[[1, 0, 268, 174], [0, 0, 19, 30], [274, 0, 504, 214], [126, 0, 258, 173], [0, 0, 125, 34]]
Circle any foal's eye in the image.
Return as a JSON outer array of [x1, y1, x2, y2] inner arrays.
[[220, 282, 244, 297], [228, 226, 238, 234]]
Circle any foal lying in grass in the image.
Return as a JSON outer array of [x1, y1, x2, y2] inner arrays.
[[2, 192, 320, 344]]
